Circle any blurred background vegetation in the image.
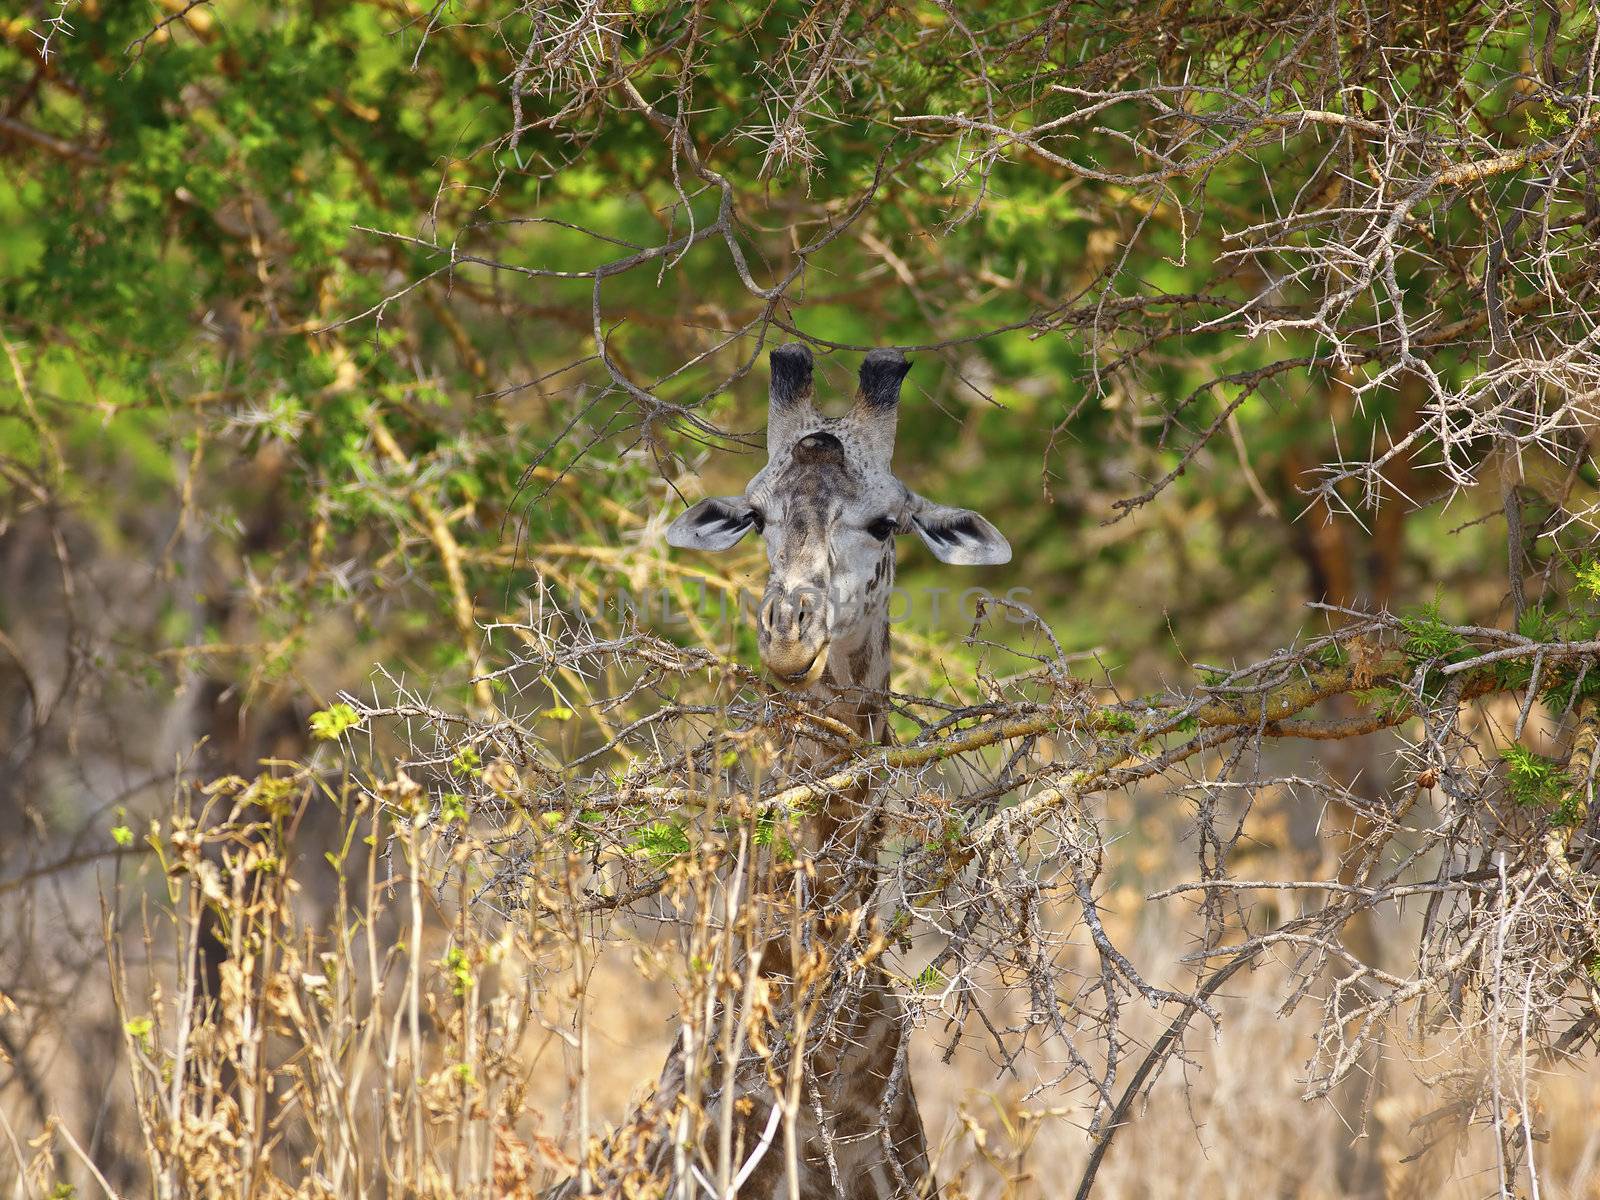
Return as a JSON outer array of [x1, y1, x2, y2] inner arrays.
[[4, 1, 1600, 1196], [3, 0, 1538, 754]]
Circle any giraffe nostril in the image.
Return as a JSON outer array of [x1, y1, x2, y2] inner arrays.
[[760, 588, 830, 644]]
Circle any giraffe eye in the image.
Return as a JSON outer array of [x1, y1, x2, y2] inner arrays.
[[866, 516, 897, 541]]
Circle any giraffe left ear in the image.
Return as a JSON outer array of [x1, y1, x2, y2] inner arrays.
[[908, 497, 1011, 565], [666, 495, 758, 552]]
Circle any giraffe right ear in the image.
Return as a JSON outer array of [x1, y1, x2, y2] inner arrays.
[[665, 496, 758, 552]]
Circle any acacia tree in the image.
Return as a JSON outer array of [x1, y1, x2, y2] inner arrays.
[[2, 1, 1600, 1197]]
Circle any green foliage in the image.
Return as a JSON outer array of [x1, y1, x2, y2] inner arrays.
[[110, 804, 135, 848], [122, 1016, 154, 1054], [1400, 599, 1466, 661], [6, 3, 1600, 896], [630, 821, 692, 863], [752, 812, 796, 862], [1354, 687, 1410, 722], [1524, 98, 1574, 139], [1099, 710, 1139, 735], [1516, 605, 1559, 644], [0, 0, 1589, 742], [1484, 602, 1600, 704], [1540, 664, 1600, 715], [914, 965, 946, 992], [1576, 558, 1600, 600], [441, 947, 473, 998], [7, 8, 1600, 1189], [1499, 745, 1570, 814], [309, 703, 362, 741]]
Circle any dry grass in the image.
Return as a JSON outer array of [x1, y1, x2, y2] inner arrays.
[[3, 714, 1597, 1198]]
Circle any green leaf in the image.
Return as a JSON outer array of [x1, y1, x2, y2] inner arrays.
[[1499, 745, 1568, 810], [441, 947, 473, 997], [629, 820, 692, 863], [1400, 599, 1465, 660], [309, 702, 362, 741], [1515, 604, 1558, 643], [1577, 558, 1600, 600]]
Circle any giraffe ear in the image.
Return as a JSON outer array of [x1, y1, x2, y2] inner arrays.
[[666, 496, 758, 552], [908, 496, 1011, 565]]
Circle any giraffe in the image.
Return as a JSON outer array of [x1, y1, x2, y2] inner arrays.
[[553, 343, 1009, 1199]]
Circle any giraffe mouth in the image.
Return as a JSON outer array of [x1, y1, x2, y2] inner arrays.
[[768, 642, 830, 688]]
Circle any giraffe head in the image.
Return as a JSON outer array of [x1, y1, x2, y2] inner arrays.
[[667, 343, 1010, 688]]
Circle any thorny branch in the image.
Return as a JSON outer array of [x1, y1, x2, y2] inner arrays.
[[6, 2, 1600, 1194], [351, 1, 1600, 524], [333, 592, 1600, 1193]]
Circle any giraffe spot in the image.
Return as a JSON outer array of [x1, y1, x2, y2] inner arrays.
[[849, 642, 874, 681]]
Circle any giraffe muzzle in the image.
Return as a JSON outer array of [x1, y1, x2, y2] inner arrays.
[[762, 641, 830, 687], [758, 587, 831, 685]]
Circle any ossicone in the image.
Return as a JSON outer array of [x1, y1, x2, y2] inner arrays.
[[857, 348, 911, 410], [791, 430, 846, 466], [769, 342, 814, 409]]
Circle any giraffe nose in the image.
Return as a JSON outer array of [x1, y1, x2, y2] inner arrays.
[[760, 587, 824, 637], [758, 587, 829, 682]]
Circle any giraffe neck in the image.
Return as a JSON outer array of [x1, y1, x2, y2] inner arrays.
[[807, 546, 895, 741], [742, 565, 930, 1199], [818, 601, 891, 737], [560, 560, 930, 1200], [753, 550, 895, 960], [785, 553, 894, 904]]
